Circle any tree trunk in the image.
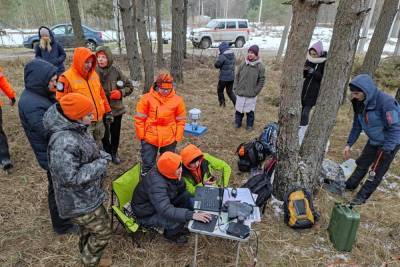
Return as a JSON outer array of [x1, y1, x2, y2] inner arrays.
[[119, 0, 142, 81], [275, 14, 292, 61], [357, 0, 376, 53], [360, 0, 398, 76], [155, 0, 164, 67], [136, 0, 154, 93], [183, 0, 188, 59], [395, 21, 400, 56], [67, 0, 86, 47], [273, 0, 321, 201], [298, 0, 369, 191], [171, 0, 185, 84]]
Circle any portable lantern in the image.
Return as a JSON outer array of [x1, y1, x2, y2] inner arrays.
[[184, 108, 207, 136]]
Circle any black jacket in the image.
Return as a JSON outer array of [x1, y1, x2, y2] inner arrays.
[[214, 46, 235, 81], [301, 53, 326, 107], [131, 167, 194, 223], [18, 59, 57, 170]]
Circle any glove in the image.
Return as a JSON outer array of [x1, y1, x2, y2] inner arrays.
[[10, 97, 16, 106], [110, 89, 122, 100], [100, 150, 112, 162], [104, 112, 114, 124]]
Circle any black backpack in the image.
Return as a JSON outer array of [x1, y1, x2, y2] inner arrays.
[[241, 158, 276, 213], [236, 140, 266, 172]]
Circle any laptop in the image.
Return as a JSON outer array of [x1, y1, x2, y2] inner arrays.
[[193, 187, 223, 212]]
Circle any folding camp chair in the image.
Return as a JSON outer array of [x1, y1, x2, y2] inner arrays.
[[111, 163, 141, 234]]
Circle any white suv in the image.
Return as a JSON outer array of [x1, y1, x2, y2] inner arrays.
[[190, 19, 250, 49]]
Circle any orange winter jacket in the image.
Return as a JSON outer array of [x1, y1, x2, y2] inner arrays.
[[56, 47, 111, 121], [134, 87, 186, 147], [0, 71, 16, 107]]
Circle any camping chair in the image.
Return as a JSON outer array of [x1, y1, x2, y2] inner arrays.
[[111, 163, 141, 234]]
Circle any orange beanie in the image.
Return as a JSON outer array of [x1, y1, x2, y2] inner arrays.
[[180, 144, 203, 168], [59, 93, 94, 121], [157, 152, 182, 180], [156, 72, 173, 89]]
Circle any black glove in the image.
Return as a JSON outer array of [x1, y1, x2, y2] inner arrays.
[[104, 112, 114, 124], [10, 97, 16, 106]]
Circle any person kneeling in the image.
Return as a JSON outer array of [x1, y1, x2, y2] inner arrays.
[[45, 93, 112, 267], [180, 144, 231, 196], [131, 151, 212, 244]]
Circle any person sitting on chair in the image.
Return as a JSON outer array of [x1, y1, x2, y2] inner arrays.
[[180, 144, 231, 196], [130, 151, 212, 244]]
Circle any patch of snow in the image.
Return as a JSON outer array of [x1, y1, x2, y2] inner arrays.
[[270, 195, 284, 217]]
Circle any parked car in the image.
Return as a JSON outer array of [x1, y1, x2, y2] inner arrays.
[[23, 24, 103, 50], [189, 19, 250, 49]]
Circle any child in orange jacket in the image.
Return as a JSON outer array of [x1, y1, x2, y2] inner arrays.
[[0, 66, 16, 171]]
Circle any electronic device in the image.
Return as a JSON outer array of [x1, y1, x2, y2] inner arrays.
[[227, 201, 254, 220], [226, 221, 250, 239], [231, 188, 237, 198], [191, 214, 218, 233], [194, 187, 222, 212]]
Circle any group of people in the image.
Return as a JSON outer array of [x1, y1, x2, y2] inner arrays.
[[0, 25, 399, 266]]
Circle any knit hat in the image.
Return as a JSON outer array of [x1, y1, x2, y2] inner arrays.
[[59, 93, 94, 121], [39, 27, 50, 37], [180, 144, 203, 168], [349, 84, 364, 92], [309, 41, 323, 57], [156, 72, 173, 89], [248, 45, 259, 56], [157, 152, 182, 180]]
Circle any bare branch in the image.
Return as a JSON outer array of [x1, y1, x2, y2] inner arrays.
[[357, 7, 371, 16]]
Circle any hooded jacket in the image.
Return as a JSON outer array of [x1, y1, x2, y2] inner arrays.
[[214, 42, 235, 81], [18, 59, 57, 170], [134, 87, 186, 147], [57, 47, 111, 122], [131, 166, 194, 222], [44, 104, 108, 219], [181, 145, 231, 196], [301, 45, 327, 107], [0, 68, 16, 107], [95, 46, 134, 117], [233, 58, 266, 98], [347, 74, 400, 152], [34, 26, 66, 75]]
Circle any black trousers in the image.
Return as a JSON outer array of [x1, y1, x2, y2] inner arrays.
[[0, 107, 11, 165], [102, 115, 122, 156], [345, 142, 400, 201], [47, 171, 74, 233], [140, 141, 177, 176], [300, 105, 313, 126], [217, 80, 236, 106]]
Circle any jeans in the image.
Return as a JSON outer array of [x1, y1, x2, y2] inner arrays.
[[140, 141, 177, 176], [217, 80, 236, 106], [102, 115, 122, 156]]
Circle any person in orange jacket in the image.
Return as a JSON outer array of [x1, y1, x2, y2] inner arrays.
[[0, 66, 16, 171], [56, 47, 112, 147], [134, 72, 186, 176]]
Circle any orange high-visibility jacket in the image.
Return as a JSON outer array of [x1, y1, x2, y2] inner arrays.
[[0, 72, 16, 106], [134, 87, 186, 147], [57, 47, 111, 121]]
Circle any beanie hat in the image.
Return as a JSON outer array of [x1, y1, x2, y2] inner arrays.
[[59, 93, 94, 121], [309, 41, 323, 57], [180, 144, 203, 168], [39, 27, 50, 37], [157, 152, 182, 180], [248, 45, 259, 56], [349, 84, 364, 92], [156, 72, 174, 89]]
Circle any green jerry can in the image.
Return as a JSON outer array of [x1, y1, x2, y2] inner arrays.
[[328, 203, 360, 252]]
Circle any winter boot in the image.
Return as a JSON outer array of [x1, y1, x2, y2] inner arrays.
[[246, 111, 254, 130], [111, 153, 121, 165], [345, 167, 368, 191], [351, 177, 379, 205], [235, 111, 244, 128]]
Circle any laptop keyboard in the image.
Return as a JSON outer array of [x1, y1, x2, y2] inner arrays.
[[201, 199, 220, 211], [191, 214, 218, 233]]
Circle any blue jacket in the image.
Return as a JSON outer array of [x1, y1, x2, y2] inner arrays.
[[18, 59, 57, 170], [347, 74, 400, 152], [214, 42, 235, 81], [34, 26, 66, 75]]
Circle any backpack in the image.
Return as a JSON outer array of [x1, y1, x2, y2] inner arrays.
[[236, 140, 266, 172], [283, 187, 318, 229], [259, 122, 279, 156], [241, 157, 276, 213]]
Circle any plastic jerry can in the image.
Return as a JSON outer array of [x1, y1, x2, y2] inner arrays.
[[328, 203, 360, 252]]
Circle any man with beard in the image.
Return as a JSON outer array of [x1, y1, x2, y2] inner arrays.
[[343, 74, 400, 205], [35, 26, 66, 76]]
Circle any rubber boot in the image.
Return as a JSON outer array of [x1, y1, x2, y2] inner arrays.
[[246, 111, 254, 130], [235, 111, 244, 128]]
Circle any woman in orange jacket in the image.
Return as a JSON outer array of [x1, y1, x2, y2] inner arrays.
[[134, 72, 186, 176], [0, 66, 16, 171]]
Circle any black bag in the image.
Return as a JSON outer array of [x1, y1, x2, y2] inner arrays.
[[236, 140, 266, 172]]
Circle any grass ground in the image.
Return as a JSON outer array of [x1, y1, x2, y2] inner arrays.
[[0, 51, 399, 267]]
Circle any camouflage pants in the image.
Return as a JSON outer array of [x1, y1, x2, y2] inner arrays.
[[71, 205, 112, 267]]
